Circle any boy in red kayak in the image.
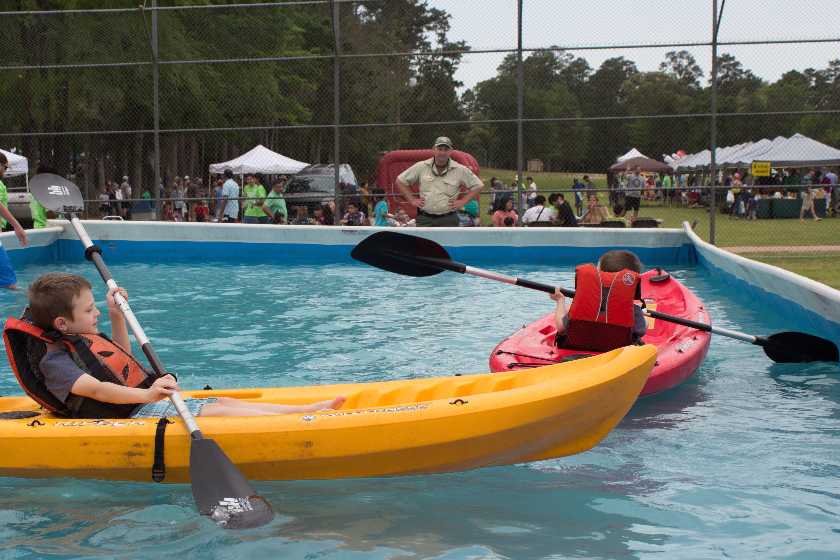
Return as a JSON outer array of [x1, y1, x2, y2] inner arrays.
[[19, 273, 345, 419], [551, 250, 647, 352]]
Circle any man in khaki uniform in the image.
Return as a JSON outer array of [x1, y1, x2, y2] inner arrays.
[[396, 137, 483, 227]]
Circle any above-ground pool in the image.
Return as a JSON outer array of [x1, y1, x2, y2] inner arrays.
[[1, 258, 839, 559]]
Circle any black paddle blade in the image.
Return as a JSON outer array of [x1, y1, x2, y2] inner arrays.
[[351, 231, 452, 277], [190, 438, 274, 529], [758, 332, 839, 363], [29, 173, 85, 213]]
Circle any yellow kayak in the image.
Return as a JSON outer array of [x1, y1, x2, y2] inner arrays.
[[0, 345, 655, 482]]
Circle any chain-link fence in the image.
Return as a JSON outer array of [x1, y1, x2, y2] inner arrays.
[[1, 0, 839, 249]]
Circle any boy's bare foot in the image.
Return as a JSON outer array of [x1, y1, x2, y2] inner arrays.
[[326, 396, 346, 410], [306, 396, 346, 412]]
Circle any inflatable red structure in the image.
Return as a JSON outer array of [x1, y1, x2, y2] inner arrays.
[[375, 149, 480, 218]]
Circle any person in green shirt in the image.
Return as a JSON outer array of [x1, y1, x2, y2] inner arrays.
[[30, 198, 48, 228], [262, 177, 288, 224], [661, 172, 674, 204], [458, 197, 480, 226], [242, 174, 268, 224], [0, 170, 8, 231]]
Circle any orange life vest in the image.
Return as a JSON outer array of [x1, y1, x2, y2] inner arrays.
[[564, 264, 641, 352], [3, 313, 158, 418]]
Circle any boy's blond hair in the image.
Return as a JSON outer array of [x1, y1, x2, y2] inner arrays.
[[598, 250, 642, 273], [28, 273, 92, 330]]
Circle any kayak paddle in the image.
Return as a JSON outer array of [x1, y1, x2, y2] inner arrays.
[[351, 231, 839, 364], [29, 174, 274, 529]]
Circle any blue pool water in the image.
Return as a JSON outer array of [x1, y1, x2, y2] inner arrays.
[[1, 261, 839, 559]]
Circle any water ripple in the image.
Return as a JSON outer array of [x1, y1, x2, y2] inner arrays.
[[1, 263, 839, 558]]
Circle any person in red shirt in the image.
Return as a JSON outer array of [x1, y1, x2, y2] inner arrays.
[[193, 199, 210, 222]]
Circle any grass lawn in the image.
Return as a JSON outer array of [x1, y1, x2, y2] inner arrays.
[[629, 204, 839, 248], [474, 170, 840, 288], [738, 253, 840, 290], [481, 167, 608, 189]]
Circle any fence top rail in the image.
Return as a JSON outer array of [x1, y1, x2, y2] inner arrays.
[[0, 0, 359, 17]]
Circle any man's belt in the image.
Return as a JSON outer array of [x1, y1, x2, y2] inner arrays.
[[417, 209, 455, 217]]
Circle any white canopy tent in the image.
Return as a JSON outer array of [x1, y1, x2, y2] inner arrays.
[[753, 133, 840, 167], [720, 138, 773, 167], [672, 134, 840, 171], [616, 147, 648, 162], [0, 148, 29, 178], [208, 144, 309, 176]]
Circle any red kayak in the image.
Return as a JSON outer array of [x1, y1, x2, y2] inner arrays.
[[489, 269, 711, 396]]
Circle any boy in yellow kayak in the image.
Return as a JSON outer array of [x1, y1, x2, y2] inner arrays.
[[20, 272, 345, 419]]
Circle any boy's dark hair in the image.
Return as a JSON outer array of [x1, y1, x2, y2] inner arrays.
[[28, 273, 92, 330], [547, 193, 559, 205], [223, 169, 233, 178], [598, 250, 642, 273], [534, 195, 546, 205], [0, 152, 7, 165]]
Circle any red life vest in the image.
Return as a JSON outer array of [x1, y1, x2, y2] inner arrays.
[[2, 313, 158, 418], [564, 264, 641, 352]]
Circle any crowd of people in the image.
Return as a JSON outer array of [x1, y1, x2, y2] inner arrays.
[[720, 167, 839, 222], [87, 166, 627, 229], [67, 138, 839, 230]]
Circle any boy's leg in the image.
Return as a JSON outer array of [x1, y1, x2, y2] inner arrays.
[[199, 403, 273, 417], [201, 396, 346, 416]]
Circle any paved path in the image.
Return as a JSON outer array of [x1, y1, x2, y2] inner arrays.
[[724, 245, 840, 254]]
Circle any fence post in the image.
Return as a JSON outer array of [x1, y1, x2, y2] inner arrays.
[[515, 0, 524, 213], [151, 0, 161, 219], [709, 0, 721, 244], [332, 0, 341, 224]]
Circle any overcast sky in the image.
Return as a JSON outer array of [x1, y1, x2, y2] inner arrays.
[[430, 0, 840, 90]]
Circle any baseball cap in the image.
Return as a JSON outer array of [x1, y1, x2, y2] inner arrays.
[[434, 136, 453, 149], [122, 175, 128, 180]]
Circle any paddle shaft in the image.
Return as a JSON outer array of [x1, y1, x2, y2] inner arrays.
[[415, 255, 759, 345], [68, 217, 202, 435]]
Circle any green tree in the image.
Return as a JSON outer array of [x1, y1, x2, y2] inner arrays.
[[623, 72, 696, 161], [466, 49, 590, 170], [659, 50, 703, 89], [582, 57, 638, 169]]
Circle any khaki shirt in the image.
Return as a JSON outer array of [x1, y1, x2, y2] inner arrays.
[[397, 158, 482, 215]]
